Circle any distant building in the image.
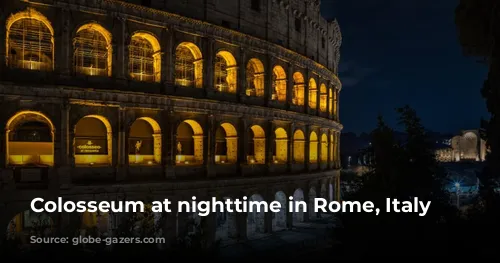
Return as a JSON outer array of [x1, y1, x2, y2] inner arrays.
[[435, 130, 487, 163]]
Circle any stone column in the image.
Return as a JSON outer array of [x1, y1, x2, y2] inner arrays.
[[304, 125, 310, 171], [116, 108, 127, 181], [237, 118, 248, 175], [317, 128, 322, 170], [265, 56, 273, 105], [203, 37, 215, 93], [265, 121, 274, 172], [238, 47, 246, 101], [304, 70, 310, 114], [58, 8, 71, 75], [113, 15, 128, 81], [287, 122, 295, 172], [328, 129, 333, 170], [206, 114, 215, 177], [302, 188, 310, 222], [0, 9, 6, 73], [58, 102, 72, 187], [316, 80, 321, 115], [164, 110, 176, 179], [161, 27, 171, 91], [286, 63, 294, 109]]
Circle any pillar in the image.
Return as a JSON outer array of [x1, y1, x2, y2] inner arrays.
[[286, 63, 293, 109], [161, 27, 171, 89], [238, 118, 248, 174], [113, 15, 127, 80], [304, 125, 310, 170], [265, 121, 274, 169], [163, 110, 176, 179], [238, 47, 246, 100], [328, 129, 333, 170], [304, 70, 310, 113], [287, 123, 295, 172], [206, 115, 215, 177], [265, 56, 273, 105], [58, 8, 71, 75]]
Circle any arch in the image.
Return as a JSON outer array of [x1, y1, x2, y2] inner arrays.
[[246, 194, 266, 238], [215, 197, 238, 241], [320, 133, 328, 163], [272, 65, 287, 101], [308, 78, 318, 110], [274, 128, 288, 163], [215, 123, 238, 164], [245, 58, 265, 97], [129, 32, 161, 82], [214, 50, 238, 93], [175, 42, 203, 88], [74, 22, 113, 77], [309, 187, 317, 219], [292, 188, 305, 223], [309, 131, 318, 163], [129, 117, 162, 165], [293, 129, 305, 162], [292, 72, 305, 106], [74, 115, 112, 166], [272, 191, 287, 231], [5, 111, 55, 167], [319, 83, 328, 112], [6, 8, 54, 71], [176, 119, 203, 165], [6, 210, 54, 242], [248, 125, 265, 164]]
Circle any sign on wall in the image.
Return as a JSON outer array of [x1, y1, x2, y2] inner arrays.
[[75, 138, 107, 155]]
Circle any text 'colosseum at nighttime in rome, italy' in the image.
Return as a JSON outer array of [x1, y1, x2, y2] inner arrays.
[[0, 0, 498, 260]]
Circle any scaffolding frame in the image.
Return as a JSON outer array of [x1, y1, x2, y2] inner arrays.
[[129, 36, 155, 82], [73, 28, 109, 76]]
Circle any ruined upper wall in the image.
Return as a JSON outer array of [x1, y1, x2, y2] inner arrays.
[[119, 0, 342, 74]]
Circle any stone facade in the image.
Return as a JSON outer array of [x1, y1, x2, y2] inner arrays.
[[0, 0, 342, 249], [435, 130, 487, 163]]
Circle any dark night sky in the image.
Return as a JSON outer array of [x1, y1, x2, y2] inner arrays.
[[320, 0, 489, 134]]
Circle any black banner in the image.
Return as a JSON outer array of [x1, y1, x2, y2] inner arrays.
[[75, 138, 107, 155]]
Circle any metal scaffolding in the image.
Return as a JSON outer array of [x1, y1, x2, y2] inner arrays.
[[175, 46, 195, 87], [73, 28, 109, 76], [129, 36, 155, 82]]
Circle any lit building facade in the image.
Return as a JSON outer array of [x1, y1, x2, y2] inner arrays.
[[435, 130, 487, 163], [0, 0, 342, 247]]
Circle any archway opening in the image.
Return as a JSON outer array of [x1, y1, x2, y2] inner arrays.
[[176, 120, 203, 165], [214, 51, 237, 93], [175, 42, 203, 88], [215, 123, 238, 164], [129, 117, 161, 165], [292, 72, 305, 106], [293, 130, 305, 163], [274, 128, 288, 164], [6, 210, 54, 243], [129, 32, 161, 82], [215, 197, 238, 242], [272, 191, 287, 231], [73, 23, 112, 77], [308, 78, 318, 109], [321, 133, 328, 163], [248, 125, 265, 164], [320, 84, 327, 112], [309, 131, 318, 163], [6, 8, 54, 71], [272, 65, 287, 101], [292, 188, 305, 223], [6, 111, 54, 167], [309, 187, 317, 219], [74, 115, 112, 166], [246, 194, 266, 238], [245, 58, 265, 97]]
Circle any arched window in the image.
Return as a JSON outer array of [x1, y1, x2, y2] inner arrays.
[[293, 130, 305, 162], [246, 58, 265, 97], [176, 120, 203, 165], [309, 131, 318, 163], [175, 42, 203, 88], [215, 123, 238, 164], [274, 128, 288, 163], [6, 8, 54, 71], [74, 115, 112, 166], [248, 125, 265, 164], [308, 78, 317, 110], [292, 72, 305, 106], [73, 23, 112, 77], [214, 51, 237, 93], [6, 111, 54, 167], [129, 117, 161, 165], [319, 84, 327, 112], [272, 65, 287, 102], [129, 32, 161, 82]]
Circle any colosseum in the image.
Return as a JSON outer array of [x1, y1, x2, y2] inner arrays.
[[0, 0, 342, 252]]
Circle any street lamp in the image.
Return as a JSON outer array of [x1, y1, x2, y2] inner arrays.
[[454, 182, 461, 208]]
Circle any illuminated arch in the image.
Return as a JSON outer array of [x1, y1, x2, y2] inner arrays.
[[5, 111, 55, 167], [129, 32, 161, 83], [274, 128, 288, 163], [292, 188, 305, 223], [247, 193, 266, 237], [309, 131, 318, 163], [6, 8, 54, 71], [272, 191, 287, 231], [319, 84, 327, 112], [215, 123, 238, 164], [308, 78, 318, 110], [293, 129, 305, 162], [129, 117, 162, 165], [320, 133, 328, 162], [272, 65, 287, 101], [74, 23, 112, 77], [175, 42, 203, 88], [6, 210, 54, 241], [176, 119, 203, 165], [214, 50, 238, 93], [246, 58, 265, 97], [74, 115, 112, 166], [292, 72, 305, 106], [248, 125, 265, 164]]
